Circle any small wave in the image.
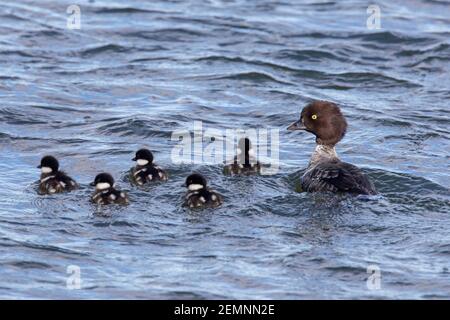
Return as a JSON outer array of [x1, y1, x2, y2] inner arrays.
[[383, 132, 442, 143], [0, 132, 10, 140], [332, 72, 422, 88], [375, 117, 413, 127], [285, 31, 347, 39], [161, 290, 227, 300], [96, 117, 178, 138], [0, 12, 29, 22], [210, 71, 293, 85], [195, 55, 306, 74], [0, 50, 35, 58], [436, 244, 450, 255], [76, 44, 133, 58], [11, 239, 89, 257], [6, 261, 52, 269], [397, 43, 450, 57], [0, 75, 21, 80], [0, 108, 47, 125], [324, 265, 364, 275], [383, 193, 450, 215], [371, 169, 449, 194], [93, 7, 169, 14], [408, 55, 450, 68], [28, 104, 83, 114], [21, 30, 65, 38], [123, 28, 207, 42], [276, 49, 345, 62], [355, 31, 432, 44], [110, 220, 141, 228]]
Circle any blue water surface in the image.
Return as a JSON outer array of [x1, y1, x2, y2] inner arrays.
[[0, 0, 449, 299]]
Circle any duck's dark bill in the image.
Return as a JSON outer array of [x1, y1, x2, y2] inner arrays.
[[89, 182, 96, 186], [287, 120, 306, 131]]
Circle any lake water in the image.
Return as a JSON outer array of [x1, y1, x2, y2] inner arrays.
[[0, 0, 449, 299]]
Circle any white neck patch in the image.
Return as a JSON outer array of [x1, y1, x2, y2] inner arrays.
[[40, 175, 55, 183], [137, 159, 149, 166], [41, 167, 53, 174], [188, 184, 204, 191], [96, 182, 111, 190], [310, 145, 339, 166]]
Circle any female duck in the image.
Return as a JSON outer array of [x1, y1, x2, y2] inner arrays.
[[287, 100, 376, 195]]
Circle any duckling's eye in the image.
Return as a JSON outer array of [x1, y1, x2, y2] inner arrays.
[[311, 114, 318, 120]]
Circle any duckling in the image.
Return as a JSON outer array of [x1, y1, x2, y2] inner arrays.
[[90, 173, 129, 205], [37, 155, 78, 194], [183, 173, 223, 208], [287, 100, 377, 195], [224, 137, 261, 176], [130, 149, 168, 186]]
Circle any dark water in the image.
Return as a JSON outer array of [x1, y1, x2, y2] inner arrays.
[[0, 0, 449, 299]]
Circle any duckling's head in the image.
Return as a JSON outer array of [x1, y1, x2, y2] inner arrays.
[[237, 137, 255, 157], [287, 100, 347, 146], [185, 173, 207, 191], [236, 137, 256, 166], [37, 155, 59, 174], [90, 173, 115, 191], [132, 149, 154, 166]]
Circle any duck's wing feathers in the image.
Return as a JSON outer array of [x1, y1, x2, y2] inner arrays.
[[132, 165, 168, 184], [183, 189, 223, 208], [55, 171, 78, 189], [302, 160, 376, 195], [92, 189, 128, 205]]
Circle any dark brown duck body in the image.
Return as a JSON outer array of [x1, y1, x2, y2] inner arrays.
[[301, 157, 377, 195], [288, 101, 377, 195]]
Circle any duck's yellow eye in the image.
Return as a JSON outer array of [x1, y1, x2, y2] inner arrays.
[[311, 114, 317, 120]]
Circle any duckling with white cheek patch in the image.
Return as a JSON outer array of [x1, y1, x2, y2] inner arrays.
[[130, 149, 168, 186], [223, 138, 261, 176], [90, 173, 129, 205], [37, 155, 78, 195], [183, 174, 223, 208], [287, 100, 377, 195]]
